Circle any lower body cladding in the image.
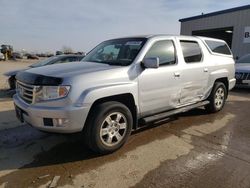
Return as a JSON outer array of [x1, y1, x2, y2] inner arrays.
[[13, 94, 91, 133]]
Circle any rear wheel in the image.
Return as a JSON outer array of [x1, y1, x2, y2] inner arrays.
[[83, 101, 133, 154], [205, 82, 227, 113]]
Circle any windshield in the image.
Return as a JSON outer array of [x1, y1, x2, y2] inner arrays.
[[30, 56, 59, 68], [82, 38, 147, 66], [237, 54, 250, 64]]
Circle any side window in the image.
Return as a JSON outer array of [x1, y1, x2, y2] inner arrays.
[[144, 40, 176, 66], [205, 40, 232, 55], [180, 40, 202, 63]]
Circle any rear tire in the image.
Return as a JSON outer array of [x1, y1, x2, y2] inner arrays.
[[83, 101, 133, 154], [205, 82, 227, 113]]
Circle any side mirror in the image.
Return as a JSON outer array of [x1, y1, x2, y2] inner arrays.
[[142, 57, 159, 69]]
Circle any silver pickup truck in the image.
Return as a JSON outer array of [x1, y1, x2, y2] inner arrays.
[[14, 35, 236, 153]]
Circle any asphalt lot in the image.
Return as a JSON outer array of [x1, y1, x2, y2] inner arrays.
[[0, 61, 250, 188]]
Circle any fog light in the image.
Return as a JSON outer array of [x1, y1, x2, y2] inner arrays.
[[43, 118, 53, 127], [53, 118, 69, 127]]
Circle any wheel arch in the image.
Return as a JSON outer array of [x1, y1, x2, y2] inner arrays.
[[214, 77, 229, 98], [85, 93, 138, 130]]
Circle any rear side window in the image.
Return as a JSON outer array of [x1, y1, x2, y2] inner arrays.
[[144, 40, 176, 66], [205, 40, 231, 55], [180, 40, 202, 63]]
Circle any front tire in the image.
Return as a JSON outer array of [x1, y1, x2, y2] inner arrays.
[[8, 76, 16, 90], [205, 82, 227, 113], [83, 101, 133, 154]]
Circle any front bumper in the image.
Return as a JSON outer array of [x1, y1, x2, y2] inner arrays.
[[13, 94, 91, 133]]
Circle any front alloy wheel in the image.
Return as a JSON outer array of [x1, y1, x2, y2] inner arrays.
[[84, 101, 133, 154], [100, 112, 127, 147]]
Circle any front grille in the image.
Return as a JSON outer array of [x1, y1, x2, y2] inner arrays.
[[235, 72, 250, 80], [16, 81, 34, 104]]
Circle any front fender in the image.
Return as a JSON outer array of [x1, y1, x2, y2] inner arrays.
[[75, 82, 138, 107]]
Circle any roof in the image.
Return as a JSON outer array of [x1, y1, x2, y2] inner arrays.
[[109, 34, 191, 40], [179, 4, 250, 22], [105, 34, 225, 42]]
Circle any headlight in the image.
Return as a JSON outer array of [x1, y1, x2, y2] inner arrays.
[[34, 86, 70, 102]]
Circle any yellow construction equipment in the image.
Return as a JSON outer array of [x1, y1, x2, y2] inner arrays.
[[1, 45, 13, 61]]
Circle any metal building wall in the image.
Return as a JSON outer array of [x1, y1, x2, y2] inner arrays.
[[180, 9, 250, 58]]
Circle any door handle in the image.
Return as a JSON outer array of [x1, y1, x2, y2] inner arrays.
[[204, 68, 208, 72], [174, 72, 180, 77]]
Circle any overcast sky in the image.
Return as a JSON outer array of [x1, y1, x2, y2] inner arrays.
[[0, 0, 249, 52]]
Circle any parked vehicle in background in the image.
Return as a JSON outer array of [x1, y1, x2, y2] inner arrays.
[[27, 54, 39, 60], [13, 35, 235, 154], [36, 53, 54, 57], [47, 53, 53, 57], [12, 52, 23, 59], [56, 51, 64, 55], [235, 53, 250, 87], [4, 54, 85, 89]]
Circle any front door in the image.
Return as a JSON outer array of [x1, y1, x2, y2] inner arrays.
[[138, 40, 181, 117]]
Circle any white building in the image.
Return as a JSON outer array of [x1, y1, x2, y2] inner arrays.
[[180, 5, 250, 58]]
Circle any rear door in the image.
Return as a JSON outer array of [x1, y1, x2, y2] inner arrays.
[[178, 39, 209, 105]]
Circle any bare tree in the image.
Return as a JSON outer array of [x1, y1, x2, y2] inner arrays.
[[61, 46, 73, 54]]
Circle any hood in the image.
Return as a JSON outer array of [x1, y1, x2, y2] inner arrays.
[[4, 68, 29, 77], [16, 61, 125, 85], [25, 61, 119, 77], [235, 63, 250, 72]]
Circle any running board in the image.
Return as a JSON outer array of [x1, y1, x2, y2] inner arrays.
[[140, 100, 210, 125]]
